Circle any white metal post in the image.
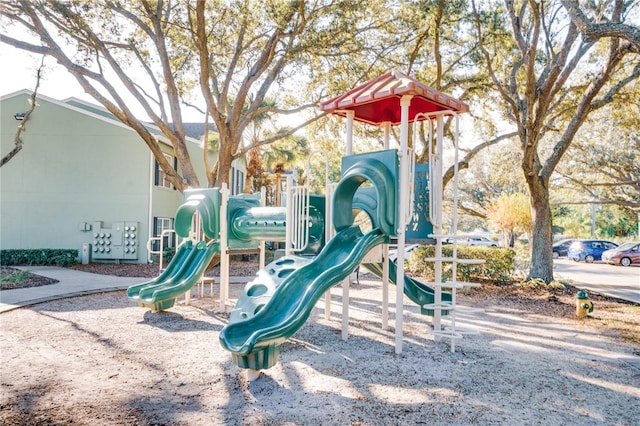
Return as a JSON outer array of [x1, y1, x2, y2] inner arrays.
[[325, 183, 335, 320], [383, 121, 391, 149], [259, 186, 266, 269], [341, 276, 349, 341], [285, 175, 293, 256], [395, 95, 413, 354], [433, 116, 444, 337], [220, 184, 230, 310], [341, 112, 355, 339], [346, 110, 355, 155], [382, 243, 389, 329], [382, 120, 391, 329]]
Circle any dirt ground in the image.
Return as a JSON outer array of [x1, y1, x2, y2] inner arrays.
[[1, 261, 639, 425]]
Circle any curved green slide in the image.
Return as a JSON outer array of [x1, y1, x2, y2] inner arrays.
[[362, 261, 452, 316], [127, 240, 220, 311], [219, 226, 387, 370]]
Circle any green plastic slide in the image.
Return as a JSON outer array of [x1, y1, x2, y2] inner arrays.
[[362, 261, 452, 316], [127, 240, 220, 311], [219, 226, 387, 370]]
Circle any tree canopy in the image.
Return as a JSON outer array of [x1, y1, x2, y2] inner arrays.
[[2, 0, 638, 283], [470, 0, 639, 281], [0, 0, 392, 189]]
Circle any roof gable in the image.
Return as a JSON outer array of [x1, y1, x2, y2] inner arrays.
[[1, 90, 201, 145]]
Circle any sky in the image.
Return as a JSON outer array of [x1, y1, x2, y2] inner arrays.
[[0, 44, 92, 102], [0, 43, 207, 122]]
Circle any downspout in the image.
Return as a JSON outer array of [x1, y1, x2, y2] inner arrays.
[[147, 149, 154, 264]]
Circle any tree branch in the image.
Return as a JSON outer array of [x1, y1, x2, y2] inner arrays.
[[233, 113, 325, 159], [561, 0, 640, 51], [0, 60, 44, 167], [442, 131, 518, 186]]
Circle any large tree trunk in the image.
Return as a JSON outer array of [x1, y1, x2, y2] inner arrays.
[[216, 137, 234, 189], [526, 176, 554, 283]]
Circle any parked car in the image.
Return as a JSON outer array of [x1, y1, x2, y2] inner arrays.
[[568, 240, 618, 263], [601, 242, 640, 267], [552, 239, 576, 258], [459, 236, 498, 247]]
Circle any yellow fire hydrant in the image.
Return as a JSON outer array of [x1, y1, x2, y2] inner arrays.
[[576, 290, 594, 317]]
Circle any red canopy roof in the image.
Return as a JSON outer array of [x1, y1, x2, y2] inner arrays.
[[320, 70, 469, 126]]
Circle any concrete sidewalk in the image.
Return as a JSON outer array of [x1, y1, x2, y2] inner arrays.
[[0, 266, 254, 314], [0, 266, 148, 313]]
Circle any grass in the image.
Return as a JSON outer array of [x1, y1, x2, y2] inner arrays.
[[0, 267, 30, 288], [590, 303, 640, 344], [0, 266, 58, 290]]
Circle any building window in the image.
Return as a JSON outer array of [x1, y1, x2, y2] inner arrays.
[[231, 166, 244, 195], [153, 217, 175, 251], [154, 153, 178, 189]]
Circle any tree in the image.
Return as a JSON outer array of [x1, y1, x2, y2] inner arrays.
[[0, 0, 387, 190], [555, 106, 640, 210], [455, 139, 528, 221], [383, 0, 506, 183], [243, 147, 266, 194], [486, 192, 532, 247], [471, 0, 640, 282], [561, 0, 640, 50]]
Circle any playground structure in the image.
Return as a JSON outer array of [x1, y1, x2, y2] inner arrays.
[[127, 187, 325, 311], [128, 70, 482, 375]]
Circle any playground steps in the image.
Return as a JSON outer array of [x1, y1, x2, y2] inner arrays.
[[424, 236, 485, 352]]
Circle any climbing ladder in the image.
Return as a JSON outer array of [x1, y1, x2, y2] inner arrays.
[[416, 112, 484, 352]]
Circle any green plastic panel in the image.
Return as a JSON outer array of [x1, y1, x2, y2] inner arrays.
[[230, 255, 313, 324], [302, 195, 326, 255], [227, 194, 262, 250], [231, 207, 287, 242], [219, 226, 388, 370], [333, 150, 398, 236], [126, 240, 220, 311], [175, 188, 220, 239]]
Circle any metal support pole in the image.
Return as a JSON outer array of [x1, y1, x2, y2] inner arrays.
[[383, 121, 391, 150], [259, 186, 266, 269], [220, 184, 229, 310], [395, 95, 413, 354], [382, 120, 391, 330], [325, 183, 334, 320], [341, 277, 349, 340], [382, 243, 389, 329], [285, 175, 293, 256], [433, 117, 444, 338], [346, 110, 355, 155]]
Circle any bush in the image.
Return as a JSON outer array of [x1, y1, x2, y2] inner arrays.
[[407, 245, 515, 283], [163, 246, 177, 263], [0, 249, 78, 267]]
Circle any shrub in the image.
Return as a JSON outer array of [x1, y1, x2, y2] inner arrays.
[[0, 249, 78, 267], [163, 246, 177, 264], [407, 245, 515, 283]]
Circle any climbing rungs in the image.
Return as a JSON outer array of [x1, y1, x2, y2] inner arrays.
[[421, 281, 481, 289], [422, 302, 454, 311], [442, 280, 481, 289]]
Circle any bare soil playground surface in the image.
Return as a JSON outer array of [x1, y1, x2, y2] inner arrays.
[[1, 262, 639, 425]]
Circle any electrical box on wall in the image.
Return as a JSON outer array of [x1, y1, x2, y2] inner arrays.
[[78, 222, 92, 231], [90, 221, 139, 261]]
